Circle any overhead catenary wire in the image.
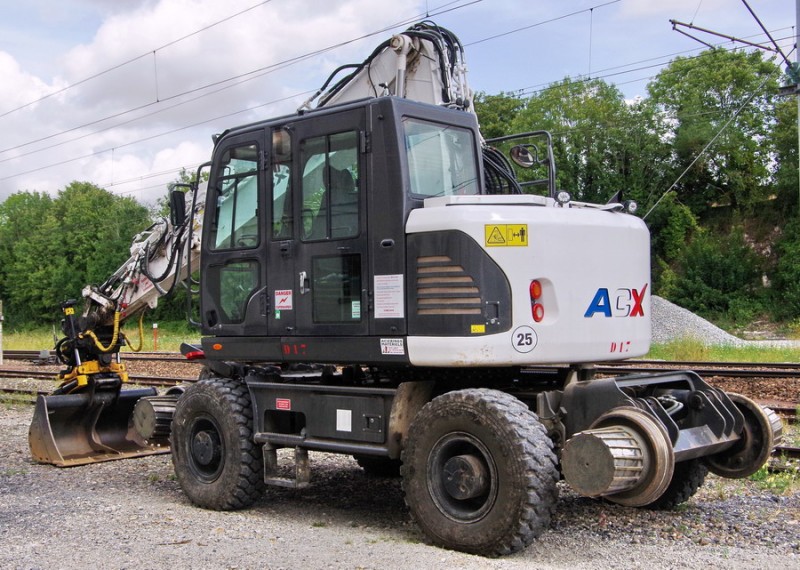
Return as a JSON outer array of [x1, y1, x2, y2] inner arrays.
[[3, 25, 787, 193], [0, 0, 482, 158], [642, 57, 779, 221], [0, 0, 277, 119], [0, 1, 788, 198]]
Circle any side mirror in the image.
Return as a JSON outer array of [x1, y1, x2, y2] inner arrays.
[[170, 189, 187, 227], [510, 145, 536, 168]]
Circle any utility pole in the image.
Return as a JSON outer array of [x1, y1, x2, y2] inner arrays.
[[672, 0, 800, 208], [0, 300, 4, 366]]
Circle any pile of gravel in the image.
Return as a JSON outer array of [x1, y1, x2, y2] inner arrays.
[[651, 295, 800, 349], [651, 296, 743, 346]]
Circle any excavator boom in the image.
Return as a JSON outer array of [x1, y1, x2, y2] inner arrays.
[[29, 183, 205, 466]]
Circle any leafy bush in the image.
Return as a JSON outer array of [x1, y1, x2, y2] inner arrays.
[[771, 218, 800, 321], [670, 229, 764, 323]]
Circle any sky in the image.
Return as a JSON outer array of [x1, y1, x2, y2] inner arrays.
[[0, 0, 793, 205]]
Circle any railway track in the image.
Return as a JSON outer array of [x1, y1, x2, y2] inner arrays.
[[0, 368, 193, 386], [1, 349, 190, 363], [4, 349, 800, 373]]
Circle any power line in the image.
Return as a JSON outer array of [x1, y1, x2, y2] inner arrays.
[[0, 0, 787, 196], [0, 0, 276, 119], [0, 1, 483, 182], [0, 0, 482, 157]]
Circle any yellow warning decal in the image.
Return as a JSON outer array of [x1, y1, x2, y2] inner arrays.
[[470, 324, 486, 334], [484, 224, 528, 247]]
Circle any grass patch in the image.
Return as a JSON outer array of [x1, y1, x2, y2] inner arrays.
[[1, 394, 36, 407], [2, 320, 200, 352], [646, 337, 800, 363], [749, 463, 799, 494]]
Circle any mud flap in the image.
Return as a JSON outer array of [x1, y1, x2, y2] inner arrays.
[[29, 387, 170, 467]]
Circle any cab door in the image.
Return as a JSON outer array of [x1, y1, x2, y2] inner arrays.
[[200, 130, 269, 337], [289, 108, 369, 337]]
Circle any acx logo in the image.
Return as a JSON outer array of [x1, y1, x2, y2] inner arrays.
[[584, 284, 647, 318]]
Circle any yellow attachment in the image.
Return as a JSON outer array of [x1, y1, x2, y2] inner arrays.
[[80, 310, 122, 353], [57, 360, 129, 391]]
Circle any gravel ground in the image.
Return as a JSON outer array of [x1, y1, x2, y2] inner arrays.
[[2, 300, 799, 568], [0, 402, 798, 570]]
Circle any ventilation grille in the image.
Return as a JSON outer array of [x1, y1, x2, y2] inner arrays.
[[416, 255, 482, 315]]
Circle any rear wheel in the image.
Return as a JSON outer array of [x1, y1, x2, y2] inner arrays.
[[646, 459, 707, 510], [401, 389, 558, 556], [171, 377, 264, 510]]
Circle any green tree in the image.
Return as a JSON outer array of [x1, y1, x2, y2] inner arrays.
[[672, 228, 764, 323], [772, 96, 798, 216], [771, 218, 800, 321], [647, 49, 781, 216], [509, 78, 668, 205], [474, 92, 525, 139], [0, 191, 54, 316], [0, 182, 152, 324]]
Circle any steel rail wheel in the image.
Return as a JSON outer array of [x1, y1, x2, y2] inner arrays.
[[704, 393, 782, 479], [171, 377, 264, 510], [401, 388, 558, 557]]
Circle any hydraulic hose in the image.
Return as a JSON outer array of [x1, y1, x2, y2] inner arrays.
[[121, 311, 145, 353], [81, 310, 121, 353]]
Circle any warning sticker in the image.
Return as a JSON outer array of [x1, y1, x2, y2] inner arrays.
[[275, 289, 293, 311], [380, 338, 405, 355], [484, 224, 528, 247]]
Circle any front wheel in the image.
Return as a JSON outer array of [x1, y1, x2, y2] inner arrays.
[[171, 377, 264, 510], [401, 389, 558, 556]]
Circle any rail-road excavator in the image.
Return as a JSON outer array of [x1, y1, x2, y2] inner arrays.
[[29, 21, 782, 556]]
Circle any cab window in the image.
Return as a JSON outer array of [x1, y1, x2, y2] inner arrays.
[[403, 118, 478, 198], [210, 144, 259, 250], [300, 131, 359, 240]]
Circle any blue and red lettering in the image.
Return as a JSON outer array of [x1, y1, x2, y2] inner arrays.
[[584, 284, 647, 318]]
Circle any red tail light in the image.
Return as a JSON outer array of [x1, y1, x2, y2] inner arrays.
[[530, 280, 544, 322], [529, 280, 542, 300]]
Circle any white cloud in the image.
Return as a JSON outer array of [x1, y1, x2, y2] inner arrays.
[[0, 0, 790, 205], [0, 0, 422, 203]]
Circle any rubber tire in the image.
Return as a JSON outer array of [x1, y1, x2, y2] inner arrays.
[[353, 455, 402, 478], [171, 377, 264, 510], [401, 389, 559, 557], [646, 459, 708, 510]]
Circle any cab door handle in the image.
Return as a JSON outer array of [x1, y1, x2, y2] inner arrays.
[[299, 271, 309, 294]]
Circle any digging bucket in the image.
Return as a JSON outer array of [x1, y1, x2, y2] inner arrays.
[[29, 387, 170, 467]]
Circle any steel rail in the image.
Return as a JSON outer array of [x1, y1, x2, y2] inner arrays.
[[0, 368, 193, 386]]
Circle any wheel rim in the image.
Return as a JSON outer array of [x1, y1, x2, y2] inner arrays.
[[705, 394, 778, 479], [427, 431, 498, 523], [187, 414, 225, 483]]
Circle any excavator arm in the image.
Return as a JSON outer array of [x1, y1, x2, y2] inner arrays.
[[29, 182, 206, 466], [301, 21, 474, 113]]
